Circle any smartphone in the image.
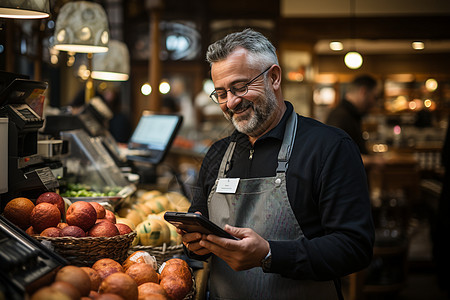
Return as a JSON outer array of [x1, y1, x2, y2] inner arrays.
[[164, 211, 238, 240]]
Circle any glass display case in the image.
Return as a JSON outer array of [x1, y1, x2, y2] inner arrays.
[[60, 129, 135, 207]]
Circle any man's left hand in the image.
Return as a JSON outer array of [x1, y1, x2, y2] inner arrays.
[[199, 225, 269, 271]]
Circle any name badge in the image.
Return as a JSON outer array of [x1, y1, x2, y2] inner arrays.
[[216, 178, 240, 194]]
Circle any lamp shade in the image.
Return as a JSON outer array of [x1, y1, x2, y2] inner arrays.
[[53, 1, 109, 53], [92, 40, 130, 81], [0, 0, 50, 19]]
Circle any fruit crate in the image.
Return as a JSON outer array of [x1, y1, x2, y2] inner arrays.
[[36, 231, 136, 267]]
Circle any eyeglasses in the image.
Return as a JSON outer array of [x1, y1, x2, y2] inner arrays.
[[209, 66, 271, 104]]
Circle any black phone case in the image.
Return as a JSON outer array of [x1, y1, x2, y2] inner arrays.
[[164, 212, 238, 240]]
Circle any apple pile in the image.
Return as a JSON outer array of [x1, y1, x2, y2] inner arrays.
[[42, 201, 133, 238]]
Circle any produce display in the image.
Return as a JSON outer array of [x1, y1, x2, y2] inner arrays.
[[117, 190, 191, 247], [2, 188, 195, 300], [29, 255, 193, 300], [60, 183, 122, 197], [3, 189, 190, 244], [3, 192, 133, 238]]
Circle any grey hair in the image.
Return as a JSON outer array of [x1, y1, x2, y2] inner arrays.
[[206, 28, 279, 69]]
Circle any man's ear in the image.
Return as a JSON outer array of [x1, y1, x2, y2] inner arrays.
[[270, 65, 282, 90]]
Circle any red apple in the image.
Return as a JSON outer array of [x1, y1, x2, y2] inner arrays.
[[36, 192, 65, 217], [115, 223, 133, 235], [104, 209, 116, 224], [61, 225, 86, 237]]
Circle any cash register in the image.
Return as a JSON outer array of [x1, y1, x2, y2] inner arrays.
[[0, 74, 59, 202]]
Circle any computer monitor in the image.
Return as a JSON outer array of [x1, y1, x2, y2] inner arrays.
[[126, 113, 183, 164]]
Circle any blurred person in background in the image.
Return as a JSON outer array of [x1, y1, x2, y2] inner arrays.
[[99, 87, 132, 144], [326, 74, 380, 155], [69, 87, 132, 144], [178, 28, 374, 300]]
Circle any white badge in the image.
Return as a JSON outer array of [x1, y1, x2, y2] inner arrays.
[[216, 178, 240, 194]]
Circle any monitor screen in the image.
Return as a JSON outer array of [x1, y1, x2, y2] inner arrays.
[[129, 114, 182, 151], [0, 78, 47, 105]]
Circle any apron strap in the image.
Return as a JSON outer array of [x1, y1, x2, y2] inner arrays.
[[218, 141, 236, 177], [277, 111, 298, 173]]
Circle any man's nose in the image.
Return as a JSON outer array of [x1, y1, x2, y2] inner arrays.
[[226, 93, 241, 110]]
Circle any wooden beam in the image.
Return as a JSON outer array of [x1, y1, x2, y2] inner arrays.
[[148, 8, 162, 112]]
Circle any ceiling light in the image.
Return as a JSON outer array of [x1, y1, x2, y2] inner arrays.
[[412, 41, 425, 50], [0, 0, 50, 19], [425, 78, 438, 92], [159, 81, 171, 94], [141, 83, 152, 96], [344, 0, 363, 70], [92, 40, 130, 81], [344, 51, 363, 69], [329, 41, 343, 51], [53, 1, 109, 53]]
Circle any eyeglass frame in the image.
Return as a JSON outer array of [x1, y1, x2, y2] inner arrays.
[[209, 66, 272, 104]]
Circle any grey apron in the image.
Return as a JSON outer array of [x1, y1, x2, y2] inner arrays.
[[207, 111, 337, 300]]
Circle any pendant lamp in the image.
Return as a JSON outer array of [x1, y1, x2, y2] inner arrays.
[[92, 40, 130, 81], [53, 1, 109, 54], [0, 0, 50, 19], [344, 0, 363, 70], [53, 1, 110, 102]]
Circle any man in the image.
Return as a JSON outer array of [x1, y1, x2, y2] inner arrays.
[[326, 74, 379, 155], [180, 28, 374, 299]]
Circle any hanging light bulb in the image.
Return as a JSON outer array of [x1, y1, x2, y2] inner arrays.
[[344, 0, 363, 70], [141, 83, 152, 95], [344, 51, 363, 69], [425, 78, 438, 92], [159, 81, 171, 94]]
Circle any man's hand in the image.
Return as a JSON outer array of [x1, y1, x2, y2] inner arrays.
[[199, 225, 270, 271], [176, 211, 211, 256]]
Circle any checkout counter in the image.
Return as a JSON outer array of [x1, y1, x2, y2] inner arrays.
[[0, 73, 136, 296], [0, 72, 207, 299], [0, 74, 67, 299]]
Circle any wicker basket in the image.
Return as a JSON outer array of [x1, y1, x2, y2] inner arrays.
[[36, 232, 136, 267], [130, 243, 184, 266]]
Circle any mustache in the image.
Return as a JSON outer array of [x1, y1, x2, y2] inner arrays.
[[227, 98, 254, 116]]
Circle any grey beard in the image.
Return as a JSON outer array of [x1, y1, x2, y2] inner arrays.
[[225, 87, 278, 137]]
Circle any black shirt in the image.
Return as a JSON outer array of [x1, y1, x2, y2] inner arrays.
[[190, 101, 374, 282]]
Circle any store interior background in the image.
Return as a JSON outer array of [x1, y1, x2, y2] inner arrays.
[[1, 0, 450, 299]]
